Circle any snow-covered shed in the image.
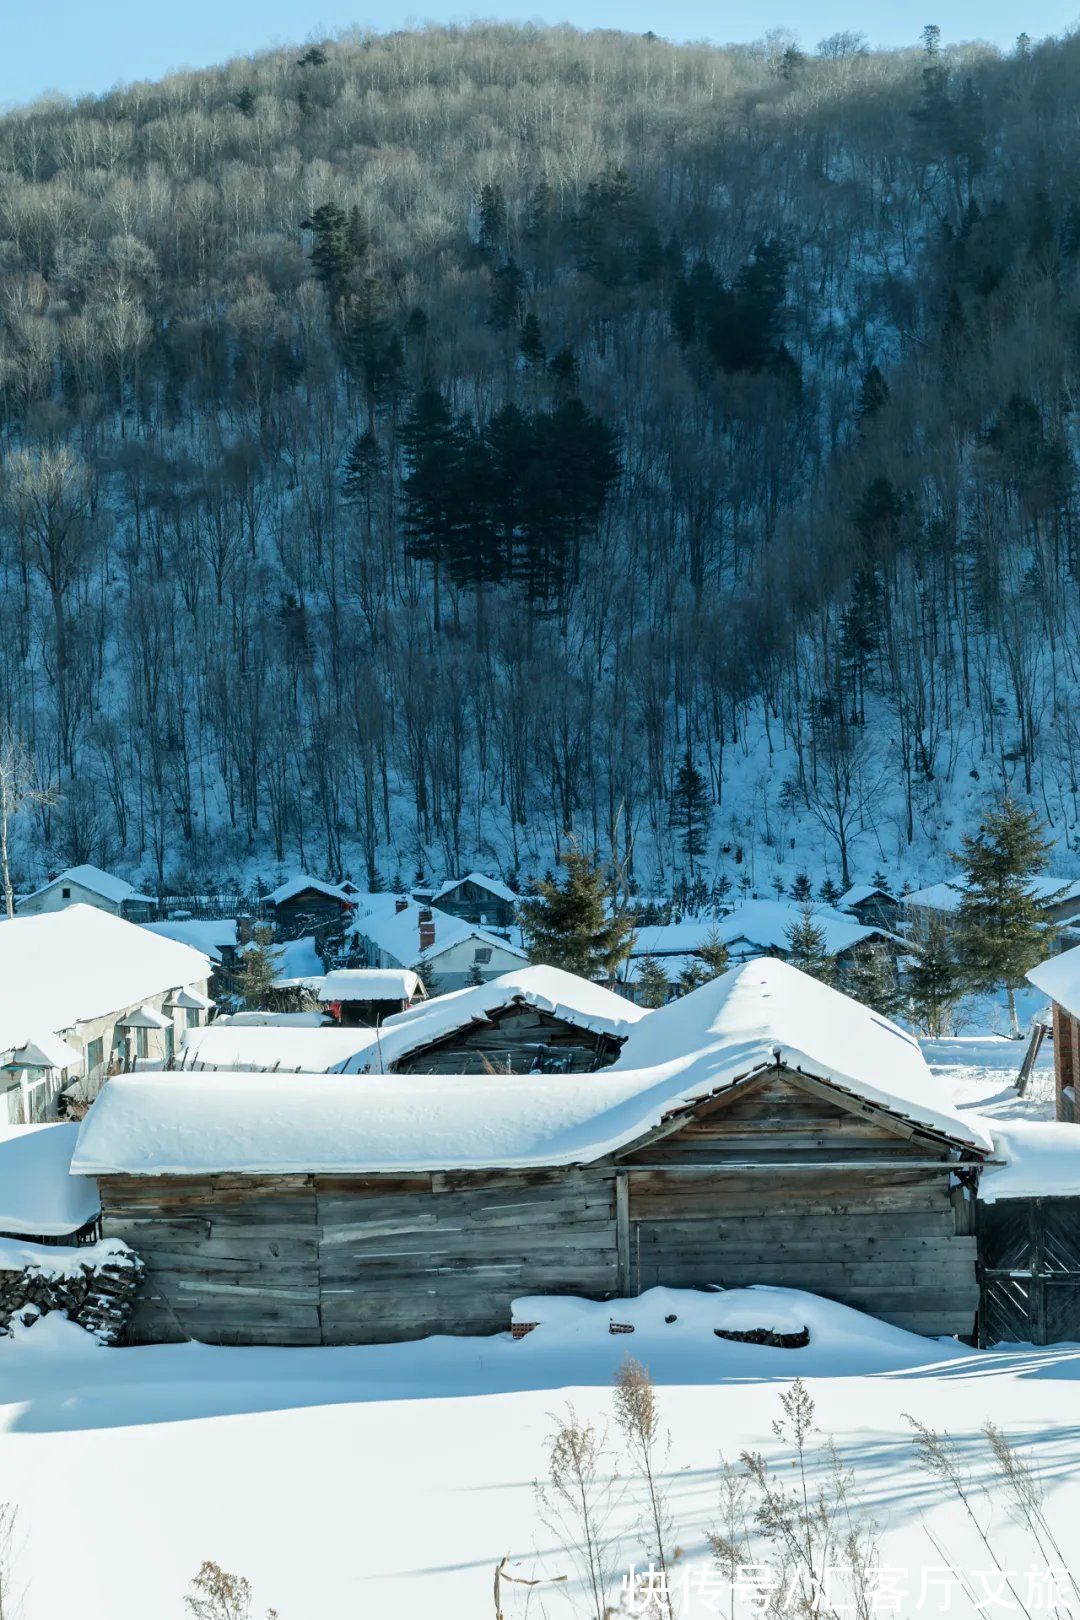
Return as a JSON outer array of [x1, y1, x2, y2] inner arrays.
[[74, 959, 990, 1347], [0, 906, 213, 1123], [374, 965, 645, 1073], [348, 893, 528, 992], [317, 967, 424, 1026], [17, 864, 155, 922]]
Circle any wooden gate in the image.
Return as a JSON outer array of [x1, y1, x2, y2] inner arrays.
[[978, 1197, 1080, 1345]]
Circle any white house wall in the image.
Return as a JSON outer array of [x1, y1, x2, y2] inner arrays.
[[17, 879, 125, 918]]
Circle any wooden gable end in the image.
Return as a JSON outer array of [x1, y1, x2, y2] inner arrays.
[[392, 1000, 620, 1075], [615, 1065, 965, 1166]]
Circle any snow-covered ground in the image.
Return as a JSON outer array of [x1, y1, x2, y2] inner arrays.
[[0, 1029, 1072, 1618], [0, 1290, 1078, 1617]]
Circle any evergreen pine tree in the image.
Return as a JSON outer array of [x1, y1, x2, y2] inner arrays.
[[519, 845, 634, 980], [784, 904, 835, 984], [791, 871, 813, 902], [819, 877, 842, 905], [237, 924, 280, 1009], [519, 313, 545, 367], [400, 386, 462, 629], [635, 954, 671, 1008], [669, 748, 712, 871], [952, 794, 1055, 1035], [477, 183, 508, 256], [488, 259, 525, 331], [676, 959, 713, 996], [846, 943, 904, 1020], [697, 926, 730, 979], [908, 917, 964, 1036], [857, 363, 890, 428]]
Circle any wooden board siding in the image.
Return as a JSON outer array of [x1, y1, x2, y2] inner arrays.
[[100, 1167, 617, 1347], [615, 1068, 978, 1336], [392, 1004, 622, 1075], [623, 1167, 977, 1335]]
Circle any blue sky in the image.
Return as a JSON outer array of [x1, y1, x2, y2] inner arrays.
[[2, 0, 1078, 107]]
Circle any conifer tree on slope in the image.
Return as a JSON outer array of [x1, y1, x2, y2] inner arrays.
[[520, 845, 634, 981], [784, 903, 835, 985], [953, 794, 1055, 1036], [669, 748, 712, 873], [907, 916, 964, 1037]]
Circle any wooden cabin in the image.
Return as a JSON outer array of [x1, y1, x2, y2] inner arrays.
[[837, 884, 901, 932], [428, 873, 519, 932], [72, 960, 992, 1347], [375, 966, 645, 1074], [265, 876, 355, 942]]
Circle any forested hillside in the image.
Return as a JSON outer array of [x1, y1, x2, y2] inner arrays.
[[2, 22, 1080, 898]]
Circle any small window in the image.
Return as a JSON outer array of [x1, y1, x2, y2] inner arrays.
[[474, 946, 492, 964], [185, 1007, 201, 1028], [86, 1037, 104, 1073], [136, 1026, 149, 1060], [61, 886, 71, 899]]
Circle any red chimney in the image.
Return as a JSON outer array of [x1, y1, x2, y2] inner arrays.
[[419, 917, 435, 951], [395, 896, 408, 913]]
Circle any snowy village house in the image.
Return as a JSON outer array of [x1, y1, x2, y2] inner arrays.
[[422, 873, 520, 933], [16, 863, 156, 922], [348, 893, 528, 992], [0, 907, 212, 1123], [72, 960, 991, 1347]]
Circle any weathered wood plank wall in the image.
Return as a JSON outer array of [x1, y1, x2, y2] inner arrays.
[[99, 1167, 618, 1346]]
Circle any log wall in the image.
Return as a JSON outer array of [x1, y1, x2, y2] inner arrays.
[[99, 1167, 618, 1346]]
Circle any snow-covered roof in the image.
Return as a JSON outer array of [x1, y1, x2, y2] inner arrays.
[[0, 906, 212, 1061], [266, 875, 353, 907], [373, 965, 645, 1064], [319, 968, 423, 1004], [978, 1120, 1080, 1202], [117, 1005, 173, 1030], [214, 1010, 330, 1028], [180, 1024, 379, 1073], [349, 893, 528, 967], [19, 864, 153, 908], [71, 958, 990, 1177], [431, 872, 519, 905], [144, 919, 238, 963], [609, 958, 991, 1151], [630, 901, 893, 962], [907, 877, 1080, 915], [5, 1032, 82, 1071], [1027, 943, 1080, 1019], [167, 987, 214, 1012], [838, 884, 893, 909], [0, 1124, 101, 1236]]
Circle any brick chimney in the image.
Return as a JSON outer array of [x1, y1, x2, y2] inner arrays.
[[395, 896, 408, 913], [419, 910, 435, 952]]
